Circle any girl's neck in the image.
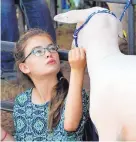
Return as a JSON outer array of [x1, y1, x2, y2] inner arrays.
[[31, 74, 58, 104]]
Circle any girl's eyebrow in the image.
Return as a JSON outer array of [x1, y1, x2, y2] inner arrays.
[[46, 43, 54, 48], [31, 45, 43, 51], [32, 43, 54, 51]]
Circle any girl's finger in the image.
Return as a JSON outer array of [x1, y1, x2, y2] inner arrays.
[[79, 48, 85, 59], [71, 48, 77, 60], [82, 47, 86, 52], [75, 48, 81, 60]]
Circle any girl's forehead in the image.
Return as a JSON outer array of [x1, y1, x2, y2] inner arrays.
[[24, 35, 53, 53]]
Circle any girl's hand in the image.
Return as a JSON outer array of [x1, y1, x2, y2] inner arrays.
[[68, 48, 86, 72]]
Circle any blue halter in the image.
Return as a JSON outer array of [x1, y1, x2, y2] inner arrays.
[[73, 0, 131, 47], [119, 0, 131, 21]]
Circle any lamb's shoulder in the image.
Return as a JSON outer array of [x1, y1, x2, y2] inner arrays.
[[90, 54, 136, 100], [93, 54, 136, 82], [89, 55, 136, 100]]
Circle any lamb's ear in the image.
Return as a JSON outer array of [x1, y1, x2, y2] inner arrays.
[[118, 20, 123, 38], [54, 10, 83, 24]]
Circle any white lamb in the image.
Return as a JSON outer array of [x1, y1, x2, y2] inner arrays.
[[54, 7, 136, 141]]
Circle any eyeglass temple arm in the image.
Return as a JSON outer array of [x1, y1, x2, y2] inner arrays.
[[22, 52, 32, 62]]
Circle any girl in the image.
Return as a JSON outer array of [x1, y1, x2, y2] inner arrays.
[[1, 28, 89, 141]]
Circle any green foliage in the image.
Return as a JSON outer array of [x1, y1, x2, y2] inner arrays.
[[69, 0, 76, 10]]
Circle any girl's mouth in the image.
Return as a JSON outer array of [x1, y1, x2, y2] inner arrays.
[[47, 59, 56, 64]]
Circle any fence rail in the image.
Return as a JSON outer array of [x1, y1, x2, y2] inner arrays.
[[1, 101, 14, 112], [92, 0, 136, 4]]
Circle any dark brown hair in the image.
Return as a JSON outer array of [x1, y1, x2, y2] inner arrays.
[[14, 28, 69, 130]]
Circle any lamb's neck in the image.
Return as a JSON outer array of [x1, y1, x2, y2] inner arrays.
[[85, 38, 121, 72]]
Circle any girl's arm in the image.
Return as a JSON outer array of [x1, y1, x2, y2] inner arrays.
[[1, 127, 15, 141], [64, 48, 86, 131]]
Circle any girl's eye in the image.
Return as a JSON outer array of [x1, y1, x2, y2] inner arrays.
[[49, 46, 57, 51], [34, 49, 43, 56], [50, 47, 56, 51]]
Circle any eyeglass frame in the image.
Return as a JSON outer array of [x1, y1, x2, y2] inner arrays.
[[22, 43, 59, 63]]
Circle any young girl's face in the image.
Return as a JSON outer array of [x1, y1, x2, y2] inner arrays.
[[20, 35, 60, 78]]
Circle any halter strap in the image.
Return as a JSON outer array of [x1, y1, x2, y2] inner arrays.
[[73, 10, 117, 47]]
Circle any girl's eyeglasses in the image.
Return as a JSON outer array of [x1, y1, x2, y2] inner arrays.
[[22, 44, 59, 62]]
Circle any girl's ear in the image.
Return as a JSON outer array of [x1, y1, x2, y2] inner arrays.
[[19, 63, 30, 74]]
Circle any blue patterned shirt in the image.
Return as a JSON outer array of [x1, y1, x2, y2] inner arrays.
[[13, 88, 89, 141]]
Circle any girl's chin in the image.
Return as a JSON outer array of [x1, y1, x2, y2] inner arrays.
[[41, 69, 59, 76]]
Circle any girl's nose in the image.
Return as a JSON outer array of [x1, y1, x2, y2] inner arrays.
[[45, 50, 53, 58]]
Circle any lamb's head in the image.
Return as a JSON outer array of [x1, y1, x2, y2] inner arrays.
[[54, 7, 107, 24], [54, 7, 123, 48]]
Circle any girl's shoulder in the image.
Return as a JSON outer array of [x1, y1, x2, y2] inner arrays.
[[14, 88, 32, 106]]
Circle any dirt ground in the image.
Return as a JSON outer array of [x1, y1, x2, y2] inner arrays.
[[1, 24, 128, 135]]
